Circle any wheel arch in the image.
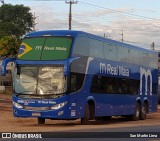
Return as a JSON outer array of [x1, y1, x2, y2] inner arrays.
[[85, 96, 95, 117], [136, 97, 142, 107], [86, 96, 95, 106]]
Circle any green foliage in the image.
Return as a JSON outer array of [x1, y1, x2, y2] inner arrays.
[[0, 4, 34, 57], [0, 4, 33, 39], [0, 36, 20, 57]]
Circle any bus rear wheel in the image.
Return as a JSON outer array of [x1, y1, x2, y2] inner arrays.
[[131, 103, 140, 121], [140, 102, 148, 120], [38, 118, 45, 124], [81, 103, 94, 125]]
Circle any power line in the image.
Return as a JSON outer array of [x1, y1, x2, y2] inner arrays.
[[79, 1, 160, 21], [21, 0, 78, 30], [23, 0, 65, 1]]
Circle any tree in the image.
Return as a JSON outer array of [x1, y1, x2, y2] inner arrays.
[[0, 4, 34, 57], [0, 4, 34, 39], [0, 36, 20, 57]]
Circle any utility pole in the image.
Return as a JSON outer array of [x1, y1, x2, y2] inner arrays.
[[151, 42, 155, 50], [0, 0, 4, 4], [32, 12, 38, 31], [104, 33, 111, 38], [120, 30, 124, 42], [104, 33, 106, 38], [65, 0, 78, 30]]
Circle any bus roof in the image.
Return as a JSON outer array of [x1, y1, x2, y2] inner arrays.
[[25, 30, 157, 55]]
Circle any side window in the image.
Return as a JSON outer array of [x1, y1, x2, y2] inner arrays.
[[128, 49, 140, 65], [90, 75, 139, 95], [140, 52, 149, 67], [118, 79, 131, 94], [70, 72, 85, 93], [90, 76, 103, 93], [104, 42, 108, 59], [69, 56, 88, 93], [132, 80, 139, 95], [73, 36, 89, 56], [108, 44, 117, 61], [118, 46, 129, 63], [149, 53, 158, 68], [89, 38, 104, 58], [104, 77, 118, 94]]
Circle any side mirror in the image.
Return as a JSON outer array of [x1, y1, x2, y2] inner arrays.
[[1, 58, 16, 76]]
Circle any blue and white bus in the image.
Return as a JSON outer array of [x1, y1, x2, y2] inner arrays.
[[1, 30, 158, 124]]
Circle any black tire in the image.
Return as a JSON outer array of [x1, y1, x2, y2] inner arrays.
[[95, 116, 111, 121], [38, 118, 45, 124], [81, 103, 94, 125], [124, 115, 131, 121], [140, 102, 148, 120], [105, 116, 111, 120], [130, 103, 141, 121]]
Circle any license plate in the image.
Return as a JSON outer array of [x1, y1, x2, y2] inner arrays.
[[32, 113, 41, 116]]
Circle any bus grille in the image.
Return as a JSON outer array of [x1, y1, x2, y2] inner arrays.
[[24, 106, 50, 111]]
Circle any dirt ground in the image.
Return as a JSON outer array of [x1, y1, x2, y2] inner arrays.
[[1, 93, 160, 132]]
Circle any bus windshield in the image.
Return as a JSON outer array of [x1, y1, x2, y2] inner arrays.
[[14, 66, 67, 95], [18, 37, 72, 60]]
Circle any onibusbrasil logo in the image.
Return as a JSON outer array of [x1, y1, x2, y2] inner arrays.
[[18, 43, 32, 58]]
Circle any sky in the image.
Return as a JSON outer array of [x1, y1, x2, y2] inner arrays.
[[2, 0, 160, 50]]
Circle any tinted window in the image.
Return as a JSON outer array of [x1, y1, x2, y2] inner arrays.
[[140, 52, 149, 66], [89, 38, 104, 58], [90, 75, 139, 95], [148, 54, 158, 68], [69, 72, 85, 93], [128, 49, 140, 65], [73, 36, 89, 56], [118, 46, 129, 63], [104, 43, 118, 61], [69, 56, 88, 93]]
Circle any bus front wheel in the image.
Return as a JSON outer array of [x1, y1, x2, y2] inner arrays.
[[140, 102, 148, 120], [38, 118, 45, 124], [81, 103, 94, 125]]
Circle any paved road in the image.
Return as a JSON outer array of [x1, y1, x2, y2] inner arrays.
[[1, 94, 160, 141]]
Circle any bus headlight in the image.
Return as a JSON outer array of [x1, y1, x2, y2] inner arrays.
[[51, 101, 67, 110], [13, 101, 23, 109]]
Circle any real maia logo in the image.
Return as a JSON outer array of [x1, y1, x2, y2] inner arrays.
[[35, 46, 67, 51], [100, 62, 130, 77]]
